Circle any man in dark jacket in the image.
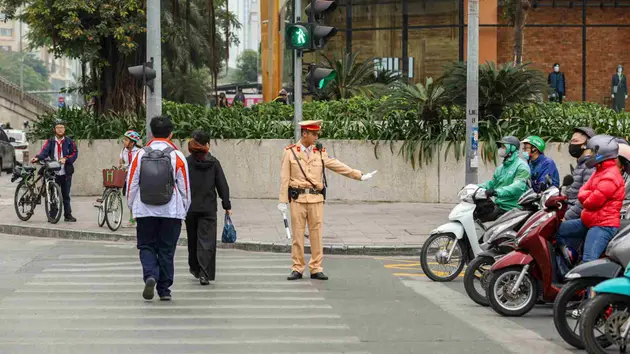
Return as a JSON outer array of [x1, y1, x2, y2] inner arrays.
[[185, 130, 231, 285], [32, 119, 78, 222], [564, 127, 596, 221]]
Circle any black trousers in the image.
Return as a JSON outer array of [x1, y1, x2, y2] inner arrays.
[[55, 174, 72, 217], [185, 212, 218, 280]]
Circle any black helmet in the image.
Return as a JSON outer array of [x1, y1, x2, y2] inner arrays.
[[53, 119, 65, 127], [585, 134, 619, 168], [496, 136, 520, 150], [574, 127, 596, 139]]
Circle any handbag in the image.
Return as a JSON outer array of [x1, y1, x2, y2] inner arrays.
[[221, 213, 237, 243]]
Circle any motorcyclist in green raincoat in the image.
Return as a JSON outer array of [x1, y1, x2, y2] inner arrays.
[[479, 136, 531, 220]]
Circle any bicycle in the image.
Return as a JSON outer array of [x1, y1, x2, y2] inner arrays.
[[94, 166, 126, 231], [11, 158, 64, 224]]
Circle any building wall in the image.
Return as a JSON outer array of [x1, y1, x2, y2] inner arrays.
[[497, 6, 630, 108]]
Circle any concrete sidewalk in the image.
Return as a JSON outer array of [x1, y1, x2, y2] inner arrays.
[[0, 176, 453, 255]]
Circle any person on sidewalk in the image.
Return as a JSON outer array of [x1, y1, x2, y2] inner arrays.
[[521, 135, 560, 193], [185, 130, 232, 286], [127, 116, 191, 301], [278, 120, 377, 281], [119, 130, 142, 227], [32, 119, 78, 222]]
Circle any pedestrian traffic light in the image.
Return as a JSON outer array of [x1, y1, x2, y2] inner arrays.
[[306, 66, 336, 91], [305, 0, 337, 50], [128, 60, 156, 92], [286, 24, 311, 50]]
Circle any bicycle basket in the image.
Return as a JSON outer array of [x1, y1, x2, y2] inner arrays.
[[46, 161, 62, 171], [102, 168, 126, 188]]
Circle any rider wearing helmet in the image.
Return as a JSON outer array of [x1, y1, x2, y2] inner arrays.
[[521, 135, 559, 193], [120, 130, 142, 170], [557, 134, 625, 264], [479, 136, 531, 220], [120, 130, 142, 226], [564, 127, 597, 221]]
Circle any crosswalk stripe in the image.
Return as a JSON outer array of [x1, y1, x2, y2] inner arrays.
[[43, 265, 288, 272], [0, 324, 350, 331], [50, 259, 288, 267], [2, 296, 327, 302], [0, 337, 362, 345], [0, 304, 333, 310], [15, 288, 318, 294], [0, 314, 342, 319], [57, 254, 288, 260], [24, 281, 313, 286], [35, 273, 288, 278]]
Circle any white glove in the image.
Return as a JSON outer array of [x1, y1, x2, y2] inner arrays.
[[626, 95, 628, 99], [613, 94, 615, 98], [277, 203, 288, 213], [361, 170, 377, 181]]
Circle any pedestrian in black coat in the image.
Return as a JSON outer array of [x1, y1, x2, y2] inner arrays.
[[185, 130, 232, 285]]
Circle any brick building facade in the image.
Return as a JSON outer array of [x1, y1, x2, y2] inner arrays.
[[293, 0, 630, 110]]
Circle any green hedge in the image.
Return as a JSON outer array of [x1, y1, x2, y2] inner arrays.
[[30, 97, 630, 166]]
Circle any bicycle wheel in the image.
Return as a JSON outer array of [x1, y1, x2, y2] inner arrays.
[[14, 179, 35, 221], [105, 189, 123, 231], [97, 189, 108, 227], [45, 181, 63, 224]]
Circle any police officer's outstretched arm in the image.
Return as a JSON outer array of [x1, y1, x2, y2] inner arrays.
[[495, 165, 530, 200], [322, 150, 364, 180]]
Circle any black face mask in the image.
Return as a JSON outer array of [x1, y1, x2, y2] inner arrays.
[[569, 143, 584, 158]]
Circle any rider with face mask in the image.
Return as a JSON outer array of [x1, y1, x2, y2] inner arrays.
[[564, 127, 596, 221], [478, 136, 531, 221], [521, 135, 560, 193]]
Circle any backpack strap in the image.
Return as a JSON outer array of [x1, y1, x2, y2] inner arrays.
[[143, 146, 153, 154], [162, 146, 175, 155]]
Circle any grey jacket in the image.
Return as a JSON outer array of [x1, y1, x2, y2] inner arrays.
[[564, 156, 595, 221]]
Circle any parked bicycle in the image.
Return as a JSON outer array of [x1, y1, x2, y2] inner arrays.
[[94, 167, 126, 231], [11, 158, 63, 224]]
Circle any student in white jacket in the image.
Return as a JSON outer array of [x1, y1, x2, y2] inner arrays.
[[127, 116, 191, 301]]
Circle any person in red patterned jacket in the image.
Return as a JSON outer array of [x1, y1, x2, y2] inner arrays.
[[556, 135, 625, 264]]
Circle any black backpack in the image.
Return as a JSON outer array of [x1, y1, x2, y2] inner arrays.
[[139, 146, 175, 205]]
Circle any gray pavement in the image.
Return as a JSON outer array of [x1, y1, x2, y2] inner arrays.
[[0, 174, 452, 253], [0, 234, 583, 353]]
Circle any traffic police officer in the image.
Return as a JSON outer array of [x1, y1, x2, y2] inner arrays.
[[278, 120, 377, 280]]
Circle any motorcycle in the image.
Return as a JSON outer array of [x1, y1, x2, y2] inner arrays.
[[553, 216, 630, 349], [579, 261, 630, 354], [485, 188, 569, 317], [420, 184, 528, 282], [464, 187, 558, 306]]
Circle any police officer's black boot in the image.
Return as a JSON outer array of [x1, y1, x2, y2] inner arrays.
[[287, 271, 302, 281], [310, 272, 328, 280]]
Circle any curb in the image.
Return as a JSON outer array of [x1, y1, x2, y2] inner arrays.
[[0, 224, 424, 257]]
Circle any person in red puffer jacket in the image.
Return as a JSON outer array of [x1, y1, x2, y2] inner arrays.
[[556, 134, 625, 264]]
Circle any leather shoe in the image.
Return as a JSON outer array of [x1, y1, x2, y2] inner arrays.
[[199, 277, 210, 286], [287, 271, 302, 281], [310, 272, 328, 280]]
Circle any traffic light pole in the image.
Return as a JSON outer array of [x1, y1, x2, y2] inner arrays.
[[465, 0, 479, 184], [293, 0, 302, 142], [146, 0, 162, 141]]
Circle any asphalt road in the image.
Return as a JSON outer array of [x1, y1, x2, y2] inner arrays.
[[0, 234, 584, 354]]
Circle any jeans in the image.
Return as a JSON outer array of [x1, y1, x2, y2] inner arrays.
[[55, 174, 72, 217], [136, 217, 182, 297], [556, 219, 618, 262]]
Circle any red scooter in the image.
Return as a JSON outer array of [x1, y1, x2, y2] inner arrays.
[[485, 190, 570, 317]]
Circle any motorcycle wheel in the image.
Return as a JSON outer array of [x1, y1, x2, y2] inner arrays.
[[420, 233, 465, 282], [580, 293, 629, 354], [553, 278, 611, 349], [464, 255, 495, 306], [487, 266, 538, 317]]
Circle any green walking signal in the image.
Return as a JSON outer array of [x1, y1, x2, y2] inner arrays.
[[286, 24, 311, 50]]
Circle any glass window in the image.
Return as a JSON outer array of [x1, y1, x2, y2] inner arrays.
[[407, 0, 458, 27], [351, 0, 402, 30], [0, 28, 13, 37], [406, 28, 458, 83]]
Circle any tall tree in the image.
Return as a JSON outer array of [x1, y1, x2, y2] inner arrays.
[[236, 49, 258, 82], [0, 0, 239, 114], [499, 0, 531, 64]]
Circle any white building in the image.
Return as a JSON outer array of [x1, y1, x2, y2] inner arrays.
[[228, 0, 261, 70]]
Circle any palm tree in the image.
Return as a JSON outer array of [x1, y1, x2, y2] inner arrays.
[[316, 50, 380, 100]]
